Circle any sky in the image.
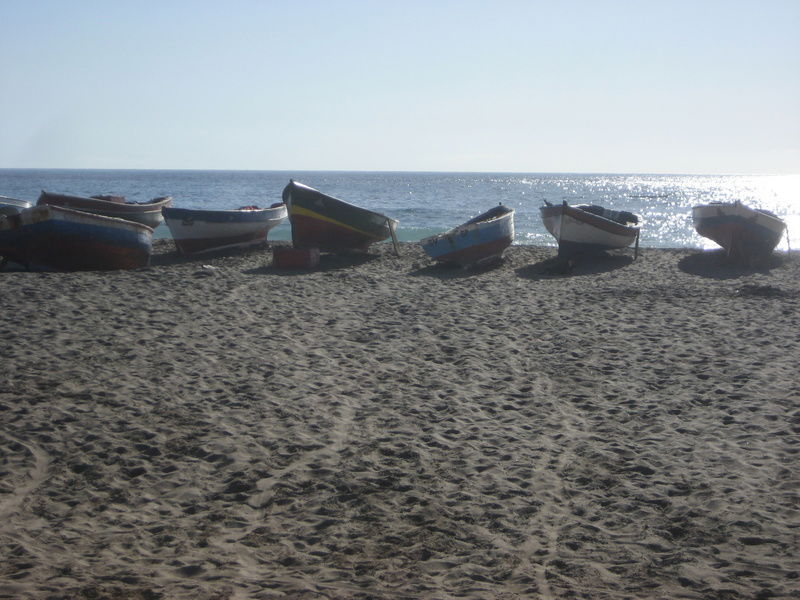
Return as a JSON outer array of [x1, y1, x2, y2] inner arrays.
[[1, 0, 798, 174]]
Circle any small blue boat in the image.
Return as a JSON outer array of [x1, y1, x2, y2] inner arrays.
[[0, 204, 153, 271], [420, 204, 515, 268]]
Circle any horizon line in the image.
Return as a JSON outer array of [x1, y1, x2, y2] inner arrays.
[[1, 167, 797, 177]]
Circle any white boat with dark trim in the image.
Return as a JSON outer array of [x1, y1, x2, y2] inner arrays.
[[692, 201, 786, 263], [37, 191, 172, 229], [162, 203, 288, 255], [540, 200, 640, 259]]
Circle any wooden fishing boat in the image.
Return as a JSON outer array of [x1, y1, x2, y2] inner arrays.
[[0, 195, 32, 217], [37, 191, 172, 228], [692, 201, 786, 262], [0, 205, 153, 271], [162, 203, 288, 255], [540, 200, 640, 258], [421, 204, 515, 268], [281, 180, 398, 252]]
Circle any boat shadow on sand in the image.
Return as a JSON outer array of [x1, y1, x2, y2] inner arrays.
[[150, 242, 267, 268], [245, 249, 382, 276], [516, 252, 635, 280], [151, 240, 382, 275], [678, 249, 788, 280], [409, 257, 507, 279]]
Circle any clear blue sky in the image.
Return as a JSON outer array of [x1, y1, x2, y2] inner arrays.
[[1, 0, 798, 173]]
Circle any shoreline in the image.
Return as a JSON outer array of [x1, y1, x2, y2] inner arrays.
[[1, 242, 798, 599]]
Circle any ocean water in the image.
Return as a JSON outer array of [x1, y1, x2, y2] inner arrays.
[[1, 169, 798, 250]]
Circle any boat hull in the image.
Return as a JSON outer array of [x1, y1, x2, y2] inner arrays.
[[162, 205, 288, 255], [37, 191, 172, 229], [0, 195, 32, 217], [692, 202, 786, 261], [540, 203, 639, 258], [421, 205, 515, 267], [282, 180, 397, 252], [0, 205, 153, 270]]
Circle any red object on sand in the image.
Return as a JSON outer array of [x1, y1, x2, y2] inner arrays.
[[273, 247, 320, 269]]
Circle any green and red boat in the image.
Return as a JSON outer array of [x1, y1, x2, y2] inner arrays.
[[281, 180, 398, 252]]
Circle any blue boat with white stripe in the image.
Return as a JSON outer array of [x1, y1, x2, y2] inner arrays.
[[420, 204, 515, 268], [0, 204, 153, 271]]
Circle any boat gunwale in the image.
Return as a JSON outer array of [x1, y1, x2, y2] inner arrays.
[[692, 201, 786, 230], [0, 195, 33, 208], [421, 206, 515, 246], [283, 180, 397, 227], [541, 203, 640, 237], [2, 204, 155, 234], [38, 191, 173, 213], [162, 205, 286, 216]]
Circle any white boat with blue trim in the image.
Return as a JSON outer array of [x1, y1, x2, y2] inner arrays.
[[162, 203, 288, 255]]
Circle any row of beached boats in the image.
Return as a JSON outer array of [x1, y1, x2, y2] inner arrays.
[[0, 181, 789, 271]]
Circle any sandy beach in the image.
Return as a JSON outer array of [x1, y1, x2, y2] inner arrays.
[[0, 240, 798, 599]]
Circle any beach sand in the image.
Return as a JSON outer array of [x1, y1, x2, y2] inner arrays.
[[1, 241, 798, 599]]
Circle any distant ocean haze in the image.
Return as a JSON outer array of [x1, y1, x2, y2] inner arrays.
[[1, 169, 798, 250]]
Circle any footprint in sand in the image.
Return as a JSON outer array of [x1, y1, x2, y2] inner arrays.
[[0, 434, 49, 522]]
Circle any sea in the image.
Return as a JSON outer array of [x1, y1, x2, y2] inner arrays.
[[1, 169, 798, 250]]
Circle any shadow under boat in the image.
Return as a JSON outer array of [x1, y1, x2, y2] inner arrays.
[[149, 240, 383, 275], [149, 240, 269, 267], [678, 249, 786, 280], [516, 251, 635, 280], [245, 247, 382, 276], [409, 255, 507, 279]]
